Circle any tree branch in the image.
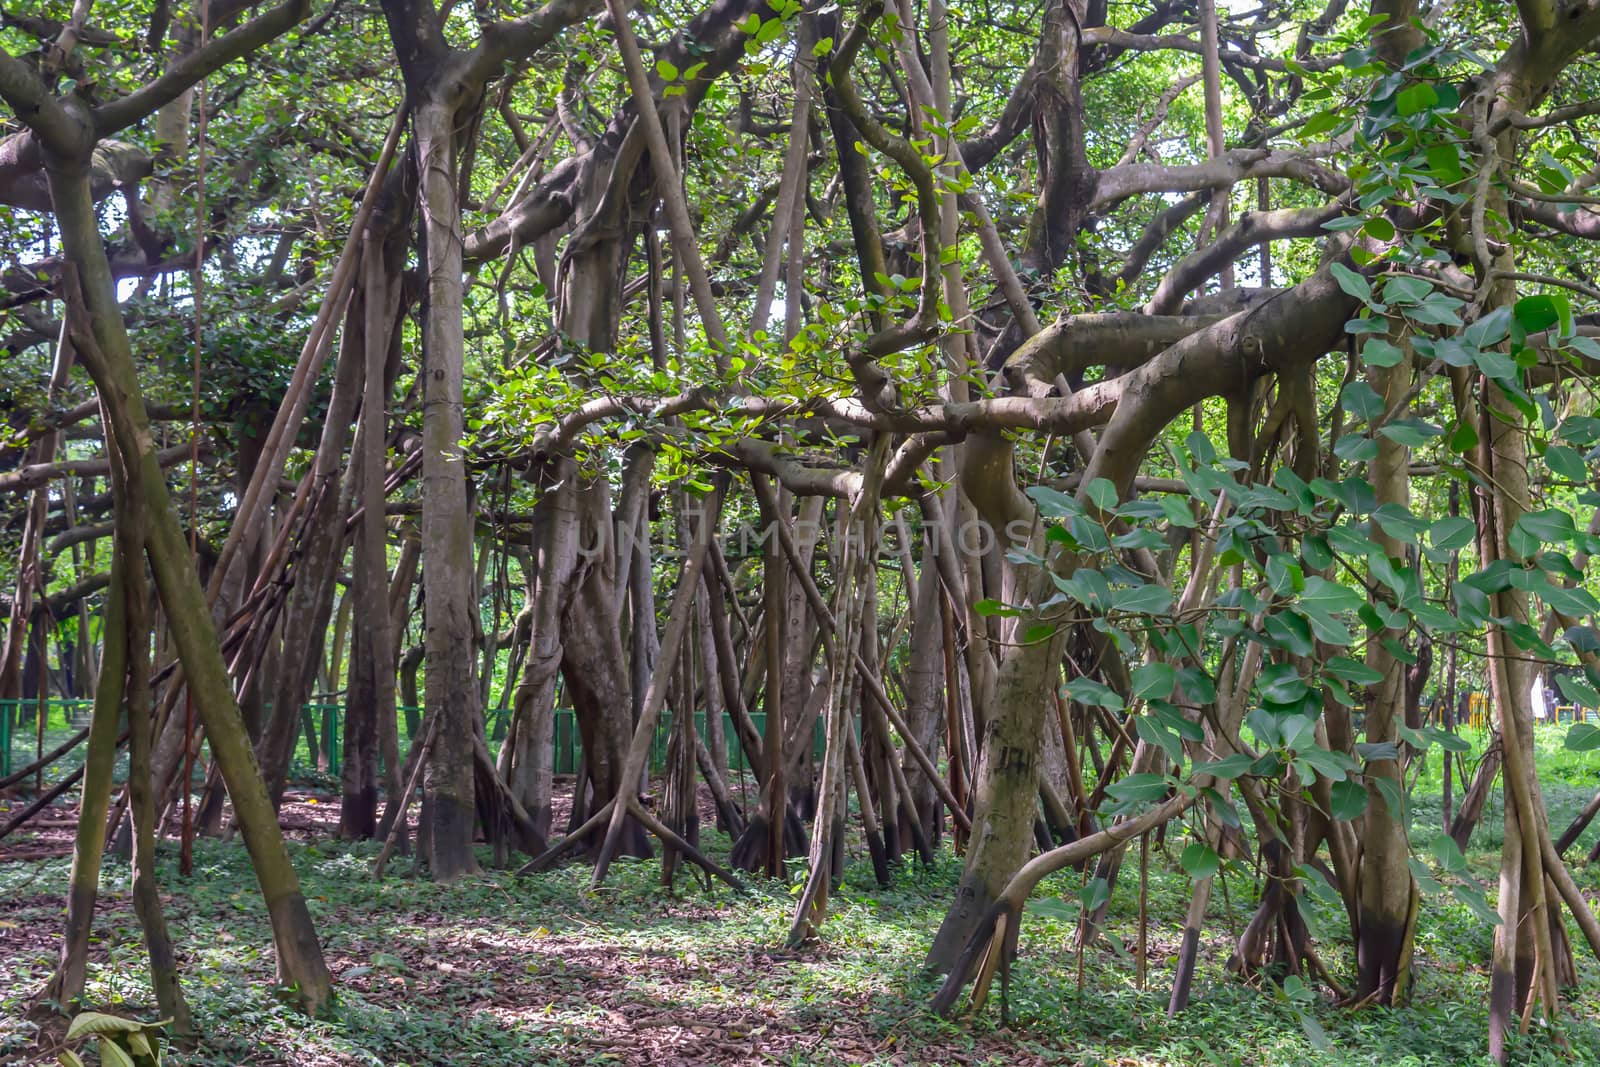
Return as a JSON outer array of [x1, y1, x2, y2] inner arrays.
[[94, 0, 312, 135]]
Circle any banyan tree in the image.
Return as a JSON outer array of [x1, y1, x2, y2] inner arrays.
[[3, 0, 1600, 1059]]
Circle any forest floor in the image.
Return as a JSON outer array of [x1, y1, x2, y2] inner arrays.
[[4, 760, 1600, 1065]]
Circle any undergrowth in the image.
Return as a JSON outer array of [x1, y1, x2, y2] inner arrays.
[[2, 763, 1599, 1065]]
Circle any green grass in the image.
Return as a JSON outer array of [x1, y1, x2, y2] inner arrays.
[[4, 804, 1600, 1066], [4, 722, 1600, 1066]]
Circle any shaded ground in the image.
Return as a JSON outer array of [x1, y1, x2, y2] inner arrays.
[[3, 779, 1600, 1064]]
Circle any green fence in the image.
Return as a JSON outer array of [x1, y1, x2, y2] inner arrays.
[[306, 704, 819, 779], [2, 697, 823, 787], [1, 698, 97, 786], [546, 708, 821, 777]]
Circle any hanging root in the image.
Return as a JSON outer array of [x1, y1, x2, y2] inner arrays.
[[931, 901, 1019, 1018], [627, 797, 748, 894], [930, 791, 1198, 1019], [729, 800, 806, 873], [515, 799, 615, 876], [1302, 938, 1349, 1001], [866, 827, 891, 888]]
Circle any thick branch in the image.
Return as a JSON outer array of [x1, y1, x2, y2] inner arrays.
[[1092, 148, 1347, 213], [1081, 25, 1335, 72], [0, 440, 203, 495]]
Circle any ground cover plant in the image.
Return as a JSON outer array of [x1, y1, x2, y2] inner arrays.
[[3, 756, 1598, 1066]]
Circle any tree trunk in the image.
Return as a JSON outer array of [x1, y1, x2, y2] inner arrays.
[[1355, 346, 1416, 1004], [120, 490, 192, 1032], [53, 125, 332, 1012], [900, 539, 945, 848], [503, 469, 580, 835], [927, 617, 1061, 970], [560, 483, 650, 858], [341, 243, 400, 838], [415, 96, 482, 880], [258, 290, 365, 804], [43, 501, 127, 1009], [1450, 740, 1501, 853]]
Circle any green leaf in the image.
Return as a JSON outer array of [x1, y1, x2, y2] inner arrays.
[[1257, 662, 1310, 705], [1431, 834, 1469, 874], [1567, 626, 1600, 653], [1301, 110, 1342, 138], [1407, 294, 1464, 327], [1152, 701, 1205, 741], [1262, 609, 1315, 657], [1175, 665, 1216, 704], [656, 59, 680, 81], [1084, 477, 1120, 512], [1135, 715, 1186, 767], [1565, 722, 1600, 751], [1193, 753, 1254, 779], [1429, 516, 1475, 552], [1298, 1011, 1332, 1052], [1329, 779, 1368, 821], [1357, 741, 1400, 762], [1474, 349, 1518, 381], [1300, 576, 1364, 616], [1300, 534, 1333, 572], [1542, 580, 1600, 618], [1378, 418, 1441, 447], [1340, 381, 1385, 420], [1373, 775, 1405, 820], [1296, 745, 1356, 781], [1330, 261, 1372, 303], [1161, 495, 1198, 528], [1181, 842, 1221, 880], [1131, 661, 1177, 701], [1334, 435, 1377, 462], [1028, 897, 1077, 921], [1078, 876, 1111, 912], [1383, 275, 1432, 305], [1422, 726, 1471, 752], [1519, 508, 1577, 546], [1104, 773, 1170, 805], [1026, 485, 1080, 517], [1065, 677, 1124, 710], [1408, 857, 1444, 896], [1324, 655, 1383, 686], [1112, 584, 1173, 615], [1022, 622, 1056, 643], [1448, 419, 1479, 454], [97, 1042, 135, 1067], [1362, 337, 1404, 367], [1544, 443, 1588, 482], [1425, 143, 1464, 184], [1395, 82, 1440, 115], [1102, 929, 1134, 965], [65, 1015, 151, 1041], [1452, 883, 1503, 926], [1465, 306, 1512, 349], [1513, 293, 1563, 337]]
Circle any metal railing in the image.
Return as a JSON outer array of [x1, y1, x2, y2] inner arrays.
[[2, 698, 823, 785], [0, 698, 95, 783]]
